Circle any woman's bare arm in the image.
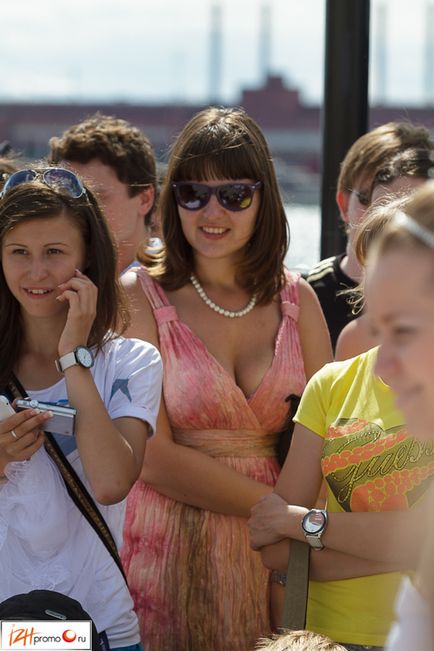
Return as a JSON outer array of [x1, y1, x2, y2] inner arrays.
[[260, 539, 412, 580], [250, 425, 426, 567]]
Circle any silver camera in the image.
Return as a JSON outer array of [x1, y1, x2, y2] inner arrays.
[[15, 399, 76, 436]]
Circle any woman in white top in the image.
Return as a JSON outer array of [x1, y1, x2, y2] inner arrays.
[[0, 167, 162, 651]]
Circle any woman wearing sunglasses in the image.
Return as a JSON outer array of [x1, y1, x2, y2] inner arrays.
[[120, 107, 332, 650], [0, 168, 162, 651]]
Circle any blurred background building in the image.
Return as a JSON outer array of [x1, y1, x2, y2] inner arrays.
[[1, 73, 433, 205], [0, 0, 432, 266]]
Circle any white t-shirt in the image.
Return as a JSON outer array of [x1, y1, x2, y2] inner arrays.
[[0, 336, 162, 648], [386, 577, 432, 651]]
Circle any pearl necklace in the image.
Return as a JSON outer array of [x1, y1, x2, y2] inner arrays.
[[190, 274, 257, 318]]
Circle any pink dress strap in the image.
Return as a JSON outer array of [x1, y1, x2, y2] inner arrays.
[[135, 267, 179, 325], [280, 269, 301, 321]]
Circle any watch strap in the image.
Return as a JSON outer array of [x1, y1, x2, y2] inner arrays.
[[304, 533, 324, 550], [55, 351, 77, 373]]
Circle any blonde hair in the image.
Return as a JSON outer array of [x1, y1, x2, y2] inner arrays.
[[371, 180, 434, 259], [255, 630, 346, 651], [354, 194, 412, 267], [341, 195, 412, 314]]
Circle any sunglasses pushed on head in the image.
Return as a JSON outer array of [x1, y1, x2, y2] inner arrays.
[[0, 167, 86, 199]]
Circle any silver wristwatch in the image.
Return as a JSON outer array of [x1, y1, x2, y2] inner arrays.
[[301, 508, 328, 550], [55, 346, 94, 373]]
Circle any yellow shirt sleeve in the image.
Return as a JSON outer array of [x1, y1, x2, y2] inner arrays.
[[293, 361, 336, 438]]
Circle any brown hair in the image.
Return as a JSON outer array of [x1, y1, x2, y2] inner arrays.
[[371, 146, 434, 198], [0, 174, 129, 388], [139, 106, 288, 304], [255, 630, 346, 651], [337, 121, 433, 195], [49, 113, 157, 225]]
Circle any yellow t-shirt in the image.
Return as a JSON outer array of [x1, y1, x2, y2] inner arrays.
[[294, 347, 434, 646]]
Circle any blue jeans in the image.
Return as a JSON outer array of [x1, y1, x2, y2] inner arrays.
[[112, 645, 144, 651]]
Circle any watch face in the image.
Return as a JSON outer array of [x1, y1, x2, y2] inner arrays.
[[76, 346, 94, 369], [303, 510, 326, 534]]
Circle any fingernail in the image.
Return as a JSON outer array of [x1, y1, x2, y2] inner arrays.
[[45, 411, 54, 418]]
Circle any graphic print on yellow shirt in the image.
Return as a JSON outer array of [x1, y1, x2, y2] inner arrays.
[[293, 347, 434, 646], [323, 418, 434, 513]]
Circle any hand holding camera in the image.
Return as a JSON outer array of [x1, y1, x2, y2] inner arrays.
[[0, 396, 48, 470], [15, 399, 76, 436]]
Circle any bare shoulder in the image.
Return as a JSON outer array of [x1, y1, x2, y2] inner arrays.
[[296, 276, 333, 377], [297, 276, 322, 309], [297, 276, 329, 327], [121, 269, 159, 347], [335, 314, 374, 361]]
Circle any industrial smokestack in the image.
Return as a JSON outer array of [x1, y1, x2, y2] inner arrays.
[[425, 2, 434, 105], [209, 2, 223, 103], [374, 1, 387, 105], [259, 2, 272, 83]]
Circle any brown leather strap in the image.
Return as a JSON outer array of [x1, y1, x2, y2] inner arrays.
[[7, 377, 127, 585], [281, 540, 310, 630]]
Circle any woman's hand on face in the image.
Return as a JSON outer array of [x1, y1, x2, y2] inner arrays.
[[0, 408, 52, 469], [57, 269, 97, 357], [248, 493, 307, 550]]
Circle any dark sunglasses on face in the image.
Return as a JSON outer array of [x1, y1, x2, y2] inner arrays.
[[0, 167, 86, 199], [172, 181, 262, 212]]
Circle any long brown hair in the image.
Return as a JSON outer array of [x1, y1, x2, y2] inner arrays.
[[139, 107, 288, 304], [0, 178, 129, 388]]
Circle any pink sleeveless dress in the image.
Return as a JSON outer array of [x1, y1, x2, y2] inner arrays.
[[121, 269, 306, 651]]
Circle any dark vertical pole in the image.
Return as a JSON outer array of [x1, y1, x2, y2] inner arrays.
[[320, 0, 370, 258]]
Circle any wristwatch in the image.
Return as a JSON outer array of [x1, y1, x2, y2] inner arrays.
[[301, 508, 328, 550], [55, 346, 94, 373]]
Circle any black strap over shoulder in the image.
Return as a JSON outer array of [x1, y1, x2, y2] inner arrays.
[[276, 394, 301, 467], [6, 376, 128, 585]]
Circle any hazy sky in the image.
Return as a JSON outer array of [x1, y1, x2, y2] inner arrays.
[[1, 0, 432, 106]]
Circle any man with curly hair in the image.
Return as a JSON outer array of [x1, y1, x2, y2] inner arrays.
[[49, 113, 156, 274]]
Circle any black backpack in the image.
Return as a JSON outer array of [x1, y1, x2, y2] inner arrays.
[[0, 590, 100, 651]]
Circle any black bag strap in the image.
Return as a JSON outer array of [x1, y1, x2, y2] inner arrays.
[[281, 539, 310, 630], [7, 376, 128, 585]]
